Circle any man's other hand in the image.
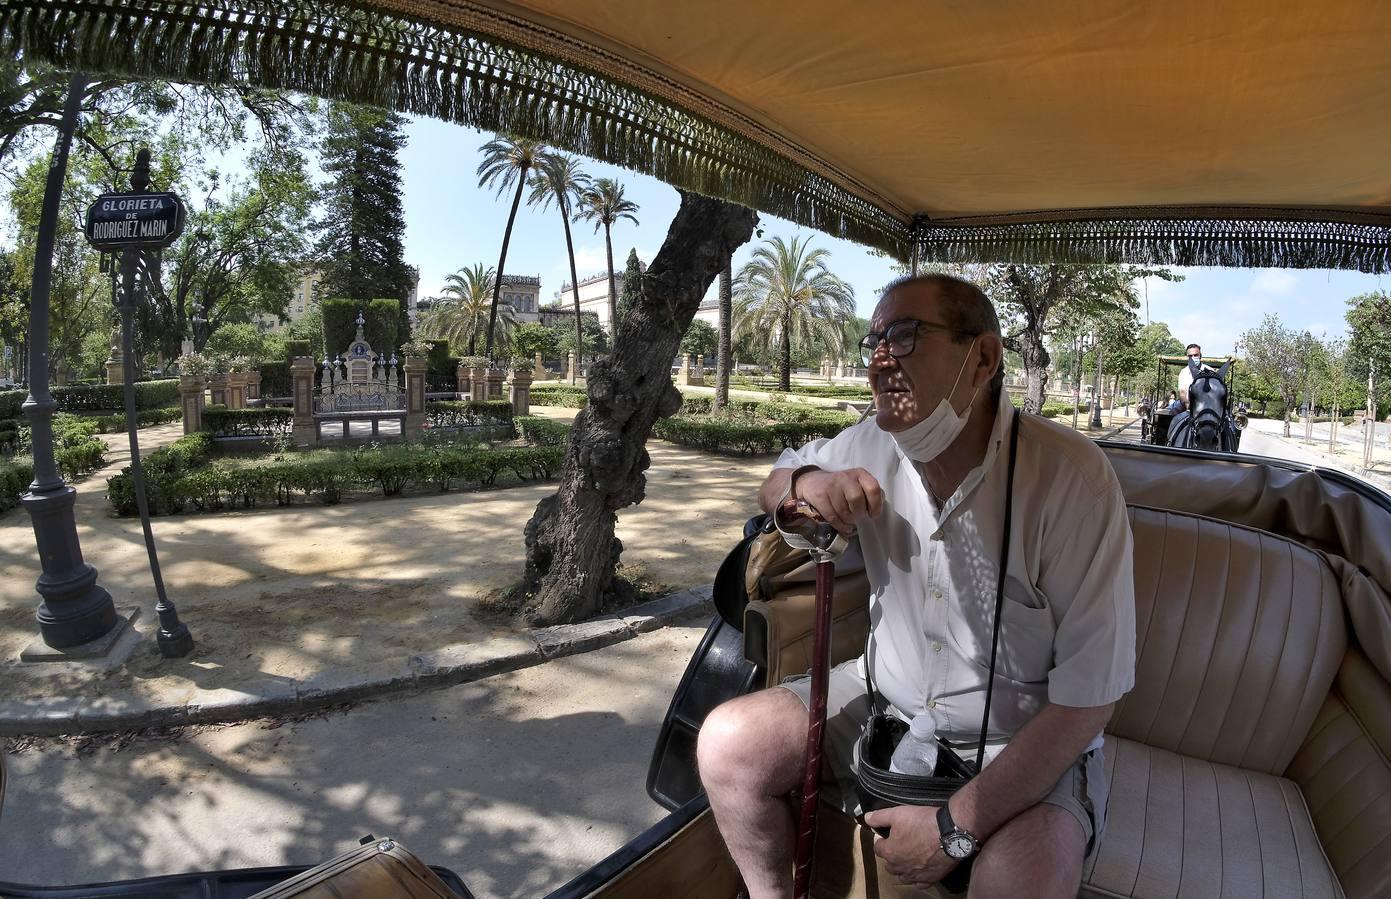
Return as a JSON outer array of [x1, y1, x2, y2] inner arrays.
[[793, 468, 884, 535], [863, 805, 959, 887]]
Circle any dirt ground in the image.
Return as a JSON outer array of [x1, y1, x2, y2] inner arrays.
[[0, 411, 774, 706]]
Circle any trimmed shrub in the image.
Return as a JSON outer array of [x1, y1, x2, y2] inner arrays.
[[322, 297, 400, 355], [203, 407, 294, 438], [529, 385, 589, 408], [87, 408, 182, 433], [0, 389, 25, 419], [284, 339, 311, 360], [1, 457, 35, 513], [652, 409, 854, 454], [49, 379, 180, 412], [107, 432, 214, 516], [1039, 400, 1091, 419], [425, 400, 513, 430], [514, 416, 571, 447], [258, 360, 292, 397]]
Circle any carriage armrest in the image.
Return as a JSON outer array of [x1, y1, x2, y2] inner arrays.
[[743, 570, 872, 688]]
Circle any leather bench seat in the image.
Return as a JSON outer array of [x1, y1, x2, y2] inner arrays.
[[1080, 735, 1340, 899]]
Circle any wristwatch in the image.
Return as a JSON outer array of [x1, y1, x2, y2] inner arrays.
[[937, 803, 980, 860]]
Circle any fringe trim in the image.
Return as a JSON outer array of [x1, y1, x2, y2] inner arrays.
[[0, 0, 913, 258], [916, 213, 1391, 273]]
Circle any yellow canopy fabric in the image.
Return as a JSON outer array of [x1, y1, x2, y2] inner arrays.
[[7, 0, 1391, 267]]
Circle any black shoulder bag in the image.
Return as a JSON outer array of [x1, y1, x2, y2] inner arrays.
[[852, 407, 1022, 812]]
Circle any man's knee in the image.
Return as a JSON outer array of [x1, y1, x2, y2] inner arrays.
[[697, 688, 806, 791], [968, 803, 1086, 899]]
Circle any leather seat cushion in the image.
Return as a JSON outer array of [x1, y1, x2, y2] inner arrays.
[[1081, 735, 1343, 899]]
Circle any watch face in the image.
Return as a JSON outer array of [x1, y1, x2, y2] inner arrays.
[[943, 832, 976, 859]]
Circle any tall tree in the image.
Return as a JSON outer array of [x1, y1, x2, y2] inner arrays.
[[1241, 313, 1315, 437], [313, 102, 413, 340], [420, 263, 501, 356], [528, 152, 590, 382], [715, 256, 733, 410], [575, 178, 640, 337], [523, 192, 758, 625], [617, 249, 643, 322], [732, 236, 855, 391], [477, 134, 546, 358], [981, 264, 1176, 413], [1346, 291, 1391, 418]]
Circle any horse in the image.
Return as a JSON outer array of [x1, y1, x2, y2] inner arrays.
[[1168, 358, 1238, 452]]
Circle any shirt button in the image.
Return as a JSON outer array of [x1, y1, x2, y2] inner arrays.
[[927, 699, 938, 709], [933, 589, 943, 599], [932, 641, 942, 653]]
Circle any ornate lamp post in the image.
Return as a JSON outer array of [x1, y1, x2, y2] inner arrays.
[[18, 72, 122, 655], [1090, 328, 1105, 429]]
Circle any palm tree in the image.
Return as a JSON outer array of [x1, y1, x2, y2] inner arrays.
[[419, 263, 517, 355], [528, 152, 590, 383], [575, 178, 640, 340], [733, 236, 856, 391], [715, 256, 733, 410], [476, 134, 546, 359]]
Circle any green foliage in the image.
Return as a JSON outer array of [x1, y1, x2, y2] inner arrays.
[[618, 249, 644, 322], [0, 389, 25, 419], [321, 298, 400, 355], [510, 322, 558, 363], [547, 312, 609, 360], [1038, 400, 1091, 419], [87, 408, 183, 433], [284, 338, 311, 359], [203, 407, 294, 438], [1346, 291, 1391, 417], [313, 103, 414, 305], [204, 323, 276, 361], [50, 379, 180, 412], [0, 457, 35, 513], [653, 407, 855, 455], [1240, 314, 1316, 424], [529, 385, 589, 408], [425, 400, 514, 430], [258, 361, 292, 397], [680, 319, 719, 359], [513, 415, 572, 447]]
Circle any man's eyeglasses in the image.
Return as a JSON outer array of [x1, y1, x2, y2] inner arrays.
[[858, 319, 964, 368]]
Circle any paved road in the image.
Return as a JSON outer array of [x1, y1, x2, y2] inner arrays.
[[0, 617, 711, 898]]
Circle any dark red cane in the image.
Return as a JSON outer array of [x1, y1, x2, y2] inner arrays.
[[791, 556, 836, 899]]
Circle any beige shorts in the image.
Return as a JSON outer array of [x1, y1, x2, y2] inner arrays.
[[780, 658, 1108, 857]]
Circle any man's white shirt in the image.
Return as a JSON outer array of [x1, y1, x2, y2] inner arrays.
[[773, 390, 1136, 759]]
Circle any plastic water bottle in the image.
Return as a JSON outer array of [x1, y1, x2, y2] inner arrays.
[[889, 711, 940, 776]]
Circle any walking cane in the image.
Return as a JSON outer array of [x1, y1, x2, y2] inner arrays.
[[774, 499, 849, 899]]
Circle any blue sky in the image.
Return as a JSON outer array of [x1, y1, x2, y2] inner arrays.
[[398, 116, 1389, 357]]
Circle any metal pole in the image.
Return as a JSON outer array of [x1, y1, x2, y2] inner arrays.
[[20, 72, 120, 650], [1090, 338, 1104, 429], [116, 250, 192, 657]]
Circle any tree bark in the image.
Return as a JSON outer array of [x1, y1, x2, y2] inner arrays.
[[1007, 328, 1050, 414], [522, 193, 757, 625], [486, 167, 529, 358], [779, 312, 792, 391], [715, 258, 732, 411]]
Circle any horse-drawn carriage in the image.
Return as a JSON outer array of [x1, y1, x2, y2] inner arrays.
[[1138, 355, 1248, 452], [4, 2, 1391, 899]]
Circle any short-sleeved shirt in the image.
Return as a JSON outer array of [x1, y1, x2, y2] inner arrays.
[[773, 389, 1136, 757], [1177, 361, 1215, 400]]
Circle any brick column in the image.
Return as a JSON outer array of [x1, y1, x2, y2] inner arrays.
[[532, 352, 547, 382], [471, 365, 488, 401], [508, 369, 533, 417], [207, 372, 228, 407], [456, 361, 472, 398], [404, 356, 427, 440], [486, 368, 506, 400], [291, 357, 317, 447], [226, 371, 248, 410], [178, 375, 206, 435]]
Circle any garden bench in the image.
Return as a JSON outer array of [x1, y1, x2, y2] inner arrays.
[[313, 410, 406, 439]]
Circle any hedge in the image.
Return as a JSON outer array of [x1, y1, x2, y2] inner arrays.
[[514, 415, 571, 447], [322, 297, 399, 356], [107, 438, 563, 515], [48, 379, 181, 412], [0, 389, 24, 419], [258, 360, 292, 397], [425, 400, 513, 429], [1, 457, 34, 513], [204, 407, 294, 438], [652, 411, 854, 454], [529, 385, 589, 408], [1039, 400, 1091, 419], [88, 408, 183, 433]]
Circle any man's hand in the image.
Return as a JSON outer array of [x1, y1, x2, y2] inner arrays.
[[863, 805, 959, 887], [791, 468, 884, 535]]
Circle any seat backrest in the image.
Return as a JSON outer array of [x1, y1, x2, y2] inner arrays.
[[1109, 506, 1347, 775]]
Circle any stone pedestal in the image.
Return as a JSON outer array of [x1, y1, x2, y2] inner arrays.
[[677, 354, 704, 386], [105, 359, 124, 386], [404, 356, 427, 440], [486, 368, 506, 400], [179, 375, 207, 435], [508, 369, 534, 416], [291, 357, 317, 447], [564, 352, 577, 382], [247, 370, 262, 402], [208, 372, 229, 408], [532, 353, 548, 382], [471, 366, 489, 401], [226, 371, 248, 410], [456, 361, 472, 398], [820, 357, 832, 380]]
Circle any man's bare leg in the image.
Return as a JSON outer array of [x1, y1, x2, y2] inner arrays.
[[967, 803, 1086, 899], [697, 688, 811, 899]]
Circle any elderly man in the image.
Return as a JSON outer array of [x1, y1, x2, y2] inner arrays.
[[697, 275, 1136, 899], [1177, 343, 1214, 405]]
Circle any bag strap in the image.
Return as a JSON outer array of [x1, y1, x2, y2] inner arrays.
[[863, 407, 1023, 771]]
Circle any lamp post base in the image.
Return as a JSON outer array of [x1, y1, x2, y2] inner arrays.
[[20, 606, 141, 664], [157, 622, 195, 658]]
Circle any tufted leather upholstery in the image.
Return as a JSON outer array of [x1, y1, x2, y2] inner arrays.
[[1111, 507, 1347, 775]]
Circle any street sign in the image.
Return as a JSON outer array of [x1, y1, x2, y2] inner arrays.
[[84, 191, 186, 250]]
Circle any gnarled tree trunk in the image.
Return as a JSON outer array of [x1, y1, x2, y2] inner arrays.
[[523, 193, 757, 625]]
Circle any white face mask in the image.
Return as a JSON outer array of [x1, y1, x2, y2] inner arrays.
[[886, 338, 979, 463]]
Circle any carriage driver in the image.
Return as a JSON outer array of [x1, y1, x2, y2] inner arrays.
[[697, 274, 1137, 899], [1177, 343, 1215, 405]]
